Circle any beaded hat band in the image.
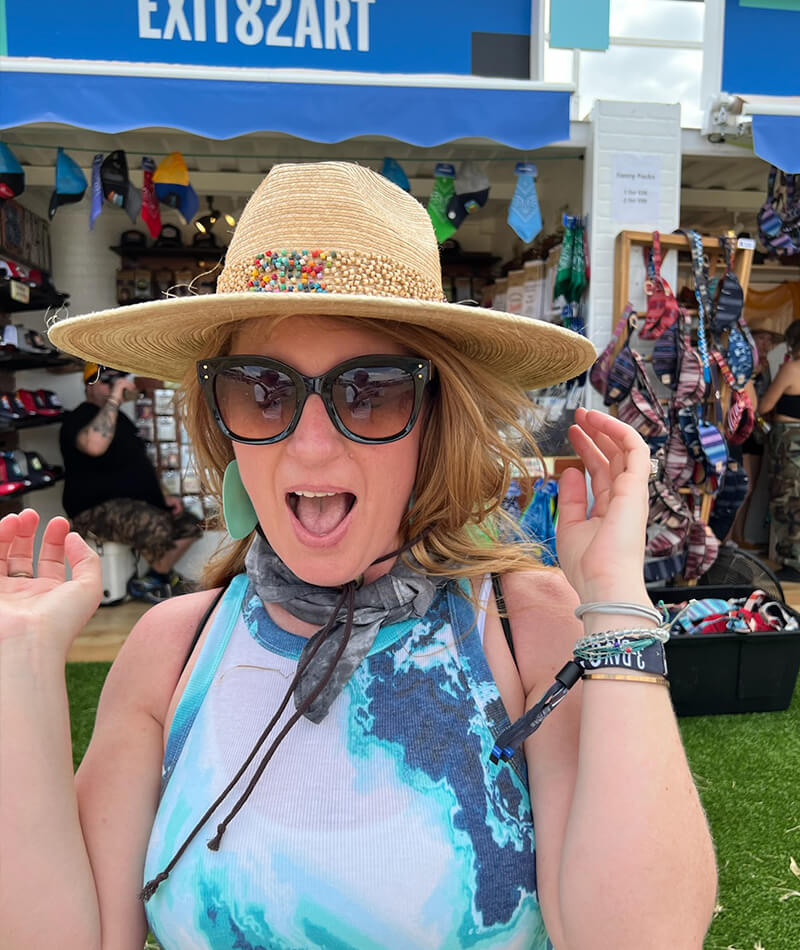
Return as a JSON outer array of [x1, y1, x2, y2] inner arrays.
[[48, 162, 596, 387]]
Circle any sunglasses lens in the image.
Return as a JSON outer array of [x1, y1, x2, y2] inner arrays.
[[214, 365, 297, 440], [331, 365, 416, 440]]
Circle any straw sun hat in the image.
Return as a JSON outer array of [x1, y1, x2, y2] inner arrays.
[[48, 162, 596, 387]]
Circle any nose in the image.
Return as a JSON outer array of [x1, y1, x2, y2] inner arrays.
[[285, 393, 347, 461]]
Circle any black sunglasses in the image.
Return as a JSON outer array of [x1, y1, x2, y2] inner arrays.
[[197, 354, 433, 445]]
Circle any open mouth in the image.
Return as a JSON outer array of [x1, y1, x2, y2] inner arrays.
[[286, 490, 357, 538]]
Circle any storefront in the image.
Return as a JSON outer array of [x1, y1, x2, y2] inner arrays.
[[0, 0, 597, 583]]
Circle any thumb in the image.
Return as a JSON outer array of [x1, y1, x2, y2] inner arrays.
[[555, 467, 589, 533], [64, 532, 102, 590]]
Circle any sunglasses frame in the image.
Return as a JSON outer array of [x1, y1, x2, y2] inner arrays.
[[197, 353, 433, 445]]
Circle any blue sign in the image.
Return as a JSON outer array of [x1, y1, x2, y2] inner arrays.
[[3, 0, 531, 75], [723, 0, 800, 97]]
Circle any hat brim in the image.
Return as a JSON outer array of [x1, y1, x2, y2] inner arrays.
[[48, 293, 596, 389]]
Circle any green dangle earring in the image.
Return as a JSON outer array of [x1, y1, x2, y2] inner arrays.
[[222, 459, 258, 539]]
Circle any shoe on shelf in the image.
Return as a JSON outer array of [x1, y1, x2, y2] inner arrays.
[[127, 574, 172, 604], [168, 571, 199, 596]]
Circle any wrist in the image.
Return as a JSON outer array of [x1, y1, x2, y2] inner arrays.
[[106, 396, 121, 408]]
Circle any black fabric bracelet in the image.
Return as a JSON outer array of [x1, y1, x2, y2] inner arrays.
[[578, 640, 668, 678]]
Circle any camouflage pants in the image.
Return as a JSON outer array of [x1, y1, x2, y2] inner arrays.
[[767, 423, 800, 570], [71, 498, 203, 565]]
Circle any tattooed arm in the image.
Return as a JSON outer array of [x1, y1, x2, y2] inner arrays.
[[76, 379, 137, 457]]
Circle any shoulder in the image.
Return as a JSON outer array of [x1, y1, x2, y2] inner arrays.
[[106, 587, 225, 725]]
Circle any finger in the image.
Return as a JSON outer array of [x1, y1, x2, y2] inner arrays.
[[64, 532, 102, 596], [35, 517, 72, 583], [555, 465, 589, 531], [579, 410, 650, 481], [0, 513, 20, 576], [7, 508, 40, 577], [594, 430, 627, 482], [567, 424, 612, 512]]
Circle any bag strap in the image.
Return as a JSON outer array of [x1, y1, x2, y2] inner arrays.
[[180, 584, 227, 675], [711, 348, 737, 389], [686, 230, 712, 383], [652, 231, 663, 277], [491, 573, 516, 663]]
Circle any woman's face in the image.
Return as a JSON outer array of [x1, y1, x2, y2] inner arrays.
[[230, 314, 424, 587]]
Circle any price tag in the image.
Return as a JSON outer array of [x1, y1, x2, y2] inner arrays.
[[737, 238, 756, 251], [9, 280, 30, 304]]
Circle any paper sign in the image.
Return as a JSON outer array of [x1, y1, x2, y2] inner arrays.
[[9, 280, 30, 304], [612, 155, 662, 225]]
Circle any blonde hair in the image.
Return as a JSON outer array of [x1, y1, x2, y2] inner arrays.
[[179, 315, 554, 591]]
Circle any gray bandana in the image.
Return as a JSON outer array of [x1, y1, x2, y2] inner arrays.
[[244, 532, 444, 723]]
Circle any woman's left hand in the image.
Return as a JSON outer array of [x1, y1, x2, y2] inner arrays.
[[555, 407, 651, 604]]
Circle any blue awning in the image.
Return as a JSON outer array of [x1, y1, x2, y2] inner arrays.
[[752, 114, 800, 174], [0, 70, 571, 149]]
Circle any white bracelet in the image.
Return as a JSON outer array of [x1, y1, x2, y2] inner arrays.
[[574, 601, 664, 625]]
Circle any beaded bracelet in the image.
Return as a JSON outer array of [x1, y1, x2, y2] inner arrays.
[[574, 601, 664, 625], [574, 625, 671, 656]]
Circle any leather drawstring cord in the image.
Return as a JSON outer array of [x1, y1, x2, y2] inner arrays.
[[140, 532, 428, 903]]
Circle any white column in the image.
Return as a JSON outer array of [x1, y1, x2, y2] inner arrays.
[[582, 99, 682, 411]]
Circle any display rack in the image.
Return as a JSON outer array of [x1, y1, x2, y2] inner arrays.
[[612, 230, 755, 585]]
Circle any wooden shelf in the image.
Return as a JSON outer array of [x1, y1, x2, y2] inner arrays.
[[0, 352, 74, 372], [0, 413, 64, 436], [0, 280, 69, 314]]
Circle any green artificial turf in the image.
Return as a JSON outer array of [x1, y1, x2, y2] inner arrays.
[[65, 663, 800, 949], [678, 680, 800, 950]]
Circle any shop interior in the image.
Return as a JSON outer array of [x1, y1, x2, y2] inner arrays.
[[2, 124, 800, 662]]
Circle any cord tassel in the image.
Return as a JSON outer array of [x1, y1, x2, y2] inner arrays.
[[489, 660, 583, 763]]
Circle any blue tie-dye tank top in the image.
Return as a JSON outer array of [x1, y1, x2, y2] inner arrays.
[[144, 573, 552, 949]]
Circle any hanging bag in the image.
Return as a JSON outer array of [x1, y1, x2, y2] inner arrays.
[[590, 304, 634, 398], [684, 493, 720, 581], [640, 232, 680, 340], [617, 351, 668, 439], [652, 320, 680, 389], [603, 310, 639, 405], [710, 236, 744, 334], [673, 308, 707, 408], [757, 166, 794, 254], [711, 350, 755, 445]]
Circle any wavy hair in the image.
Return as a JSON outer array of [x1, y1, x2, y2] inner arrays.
[[178, 314, 554, 591]]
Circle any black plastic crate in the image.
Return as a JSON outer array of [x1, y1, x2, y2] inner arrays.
[[651, 585, 800, 717]]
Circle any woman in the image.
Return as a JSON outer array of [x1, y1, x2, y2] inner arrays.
[[760, 318, 800, 581], [0, 163, 716, 949]]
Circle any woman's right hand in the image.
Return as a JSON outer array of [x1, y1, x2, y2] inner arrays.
[[0, 509, 102, 655]]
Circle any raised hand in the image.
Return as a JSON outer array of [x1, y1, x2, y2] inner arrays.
[[555, 407, 651, 604], [0, 509, 102, 654]]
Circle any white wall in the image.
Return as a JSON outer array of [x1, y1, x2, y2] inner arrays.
[[583, 100, 682, 410]]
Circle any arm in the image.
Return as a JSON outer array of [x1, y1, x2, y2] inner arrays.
[[76, 379, 137, 457], [758, 361, 792, 416], [75, 588, 221, 950], [0, 509, 219, 950], [502, 409, 716, 949], [497, 569, 716, 950]]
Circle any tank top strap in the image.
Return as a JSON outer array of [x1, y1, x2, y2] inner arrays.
[[161, 573, 249, 794]]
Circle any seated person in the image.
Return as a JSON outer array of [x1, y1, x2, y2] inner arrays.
[[59, 363, 202, 602]]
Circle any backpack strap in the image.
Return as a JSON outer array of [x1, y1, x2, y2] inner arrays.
[[180, 584, 227, 676], [490, 572, 516, 664]]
